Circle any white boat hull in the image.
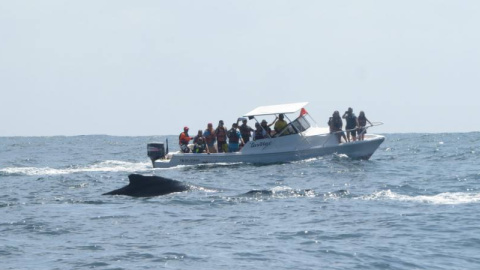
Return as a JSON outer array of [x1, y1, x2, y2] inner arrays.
[[153, 132, 385, 168]]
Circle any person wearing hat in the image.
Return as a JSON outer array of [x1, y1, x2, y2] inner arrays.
[[179, 126, 192, 153], [203, 123, 217, 153], [215, 120, 228, 153]]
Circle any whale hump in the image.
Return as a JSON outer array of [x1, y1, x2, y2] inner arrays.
[[103, 174, 190, 197]]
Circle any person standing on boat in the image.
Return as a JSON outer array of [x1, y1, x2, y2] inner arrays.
[[215, 120, 228, 153], [342, 107, 357, 142], [238, 118, 254, 143], [357, 111, 372, 141], [203, 123, 217, 153], [179, 126, 192, 153], [274, 114, 289, 136], [227, 123, 244, 152], [328, 111, 347, 143]]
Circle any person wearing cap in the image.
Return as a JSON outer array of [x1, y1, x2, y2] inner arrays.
[[203, 123, 217, 153], [179, 126, 192, 153], [215, 120, 228, 153]]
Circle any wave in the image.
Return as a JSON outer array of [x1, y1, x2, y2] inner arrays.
[[0, 160, 151, 176], [362, 190, 480, 205], [238, 187, 350, 199]]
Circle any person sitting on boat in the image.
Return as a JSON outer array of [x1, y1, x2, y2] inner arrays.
[[342, 107, 357, 142], [193, 137, 209, 154], [254, 122, 266, 140], [227, 123, 244, 152], [357, 111, 372, 141], [179, 126, 192, 153], [261, 119, 273, 137], [328, 111, 347, 143], [238, 118, 254, 143], [274, 114, 289, 136], [215, 120, 228, 153], [203, 123, 217, 153]]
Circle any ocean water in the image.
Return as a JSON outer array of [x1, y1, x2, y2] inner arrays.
[[1, 133, 479, 270]]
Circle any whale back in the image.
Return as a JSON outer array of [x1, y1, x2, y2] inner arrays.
[[103, 174, 190, 197]]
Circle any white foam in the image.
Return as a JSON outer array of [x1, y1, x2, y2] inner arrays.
[[271, 186, 293, 193], [1, 160, 151, 176], [362, 190, 480, 205]]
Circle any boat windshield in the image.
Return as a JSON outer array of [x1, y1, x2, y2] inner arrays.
[[276, 115, 311, 137], [290, 115, 311, 133]]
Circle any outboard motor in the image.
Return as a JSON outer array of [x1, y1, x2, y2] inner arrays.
[[147, 143, 165, 165]]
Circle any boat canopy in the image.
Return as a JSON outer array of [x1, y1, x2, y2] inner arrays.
[[243, 102, 308, 117]]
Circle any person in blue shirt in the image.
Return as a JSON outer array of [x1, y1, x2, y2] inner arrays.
[[203, 123, 217, 153]]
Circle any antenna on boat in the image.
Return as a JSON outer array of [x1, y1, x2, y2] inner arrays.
[[165, 138, 169, 155]]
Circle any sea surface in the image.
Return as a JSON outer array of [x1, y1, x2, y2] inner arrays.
[[1, 133, 479, 270]]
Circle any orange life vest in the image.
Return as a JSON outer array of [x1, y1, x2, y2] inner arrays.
[[179, 132, 192, 145]]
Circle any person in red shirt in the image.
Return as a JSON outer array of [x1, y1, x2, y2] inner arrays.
[[179, 126, 192, 153]]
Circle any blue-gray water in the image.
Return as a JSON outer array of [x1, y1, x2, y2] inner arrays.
[[1, 133, 479, 270]]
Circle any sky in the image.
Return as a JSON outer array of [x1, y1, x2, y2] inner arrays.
[[1, 1, 479, 136]]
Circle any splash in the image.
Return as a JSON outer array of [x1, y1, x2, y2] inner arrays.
[[363, 190, 480, 205], [0, 160, 151, 176]]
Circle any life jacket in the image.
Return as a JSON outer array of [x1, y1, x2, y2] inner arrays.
[[193, 142, 206, 153], [239, 124, 252, 138], [227, 128, 240, 143], [215, 127, 227, 142], [179, 132, 191, 145]]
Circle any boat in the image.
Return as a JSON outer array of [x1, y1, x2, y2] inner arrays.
[[147, 102, 385, 168]]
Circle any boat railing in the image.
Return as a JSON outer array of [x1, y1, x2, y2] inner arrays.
[[332, 122, 383, 134], [328, 122, 384, 143]]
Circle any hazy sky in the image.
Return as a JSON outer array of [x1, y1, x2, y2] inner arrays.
[[1, 1, 479, 136]]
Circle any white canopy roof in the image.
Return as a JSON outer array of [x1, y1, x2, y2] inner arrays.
[[244, 102, 309, 117]]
